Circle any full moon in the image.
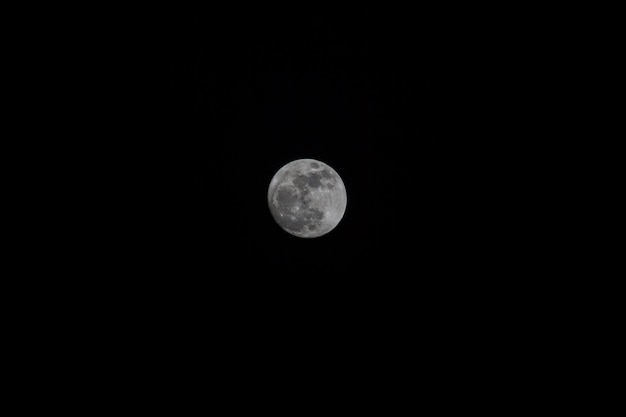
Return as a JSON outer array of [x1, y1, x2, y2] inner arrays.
[[268, 159, 347, 238]]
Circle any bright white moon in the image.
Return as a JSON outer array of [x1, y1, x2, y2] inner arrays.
[[268, 159, 347, 238]]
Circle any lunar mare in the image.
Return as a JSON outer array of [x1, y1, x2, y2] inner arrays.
[[268, 159, 347, 238]]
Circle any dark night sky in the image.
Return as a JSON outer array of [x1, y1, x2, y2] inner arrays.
[[14, 7, 576, 402], [57, 8, 567, 399], [127, 9, 536, 325]]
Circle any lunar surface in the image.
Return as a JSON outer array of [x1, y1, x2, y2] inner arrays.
[[268, 159, 347, 238]]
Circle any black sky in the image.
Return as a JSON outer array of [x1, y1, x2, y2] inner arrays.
[[129, 9, 534, 321], [51, 8, 569, 399], [5, 6, 578, 403]]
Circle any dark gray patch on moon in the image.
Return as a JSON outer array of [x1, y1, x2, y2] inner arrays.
[[281, 215, 305, 233], [276, 187, 298, 210], [307, 173, 322, 188], [321, 169, 333, 179], [293, 175, 308, 189], [293, 173, 323, 189], [310, 162, 319, 168]]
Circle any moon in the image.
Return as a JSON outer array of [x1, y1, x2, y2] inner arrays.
[[268, 159, 347, 238]]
